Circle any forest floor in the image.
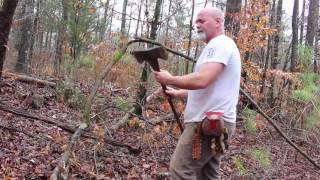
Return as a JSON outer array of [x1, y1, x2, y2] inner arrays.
[[0, 76, 319, 179]]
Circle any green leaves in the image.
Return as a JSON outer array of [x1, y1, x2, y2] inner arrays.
[[292, 73, 318, 102], [114, 97, 129, 111], [250, 148, 271, 168], [114, 50, 124, 63], [233, 157, 247, 176], [243, 108, 257, 134]]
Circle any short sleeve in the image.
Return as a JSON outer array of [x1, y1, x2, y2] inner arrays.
[[200, 37, 233, 66]]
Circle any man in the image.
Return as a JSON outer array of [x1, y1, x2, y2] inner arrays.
[[154, 7, 241, 179]]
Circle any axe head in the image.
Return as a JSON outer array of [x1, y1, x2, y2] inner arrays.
[[131, 46, 168, 71]]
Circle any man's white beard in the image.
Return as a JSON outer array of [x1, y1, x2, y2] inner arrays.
[[195, 32, 207, 41]]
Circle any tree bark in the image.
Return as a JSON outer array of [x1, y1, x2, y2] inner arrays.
[[314, 28, 319, 73], [299, 0, 305, 44], [305, 0, 319, 47], [271, 0, 283, 69], [99, 0, 109, 40], [120, 0, 128, 36], [135, 0, 143, 37], [164, 0, 172, 45], [0, 0, 19, 78], [184, 0, 195, 74], [291, 0, 299, 72], [224, 0, 242, 39], [15, 0, 34, 73], [55, 0, 68, 75], [27, 0, 39, 66]]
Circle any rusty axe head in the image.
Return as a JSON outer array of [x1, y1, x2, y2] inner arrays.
[[131, 46, 168, 72]]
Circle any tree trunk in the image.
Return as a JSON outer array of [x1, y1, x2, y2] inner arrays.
[[305, 0, 319, 47], [291, 0, 299, 72], [164, 0, 172, 45], [299, 0, 305, 44], [134, 0, 163, 115], [15, 0, 34, 73], [224, 0, 242, 39], [126, 6, 133, 35], [184, 0, 195, 74], [108, 3, 114, 38], [314, 28, 319, 73], [55, 0, 68, 75], [271, 0, 283, 69], [99, 0, 109, 40], [134, 0, 143, 37], [120, 0, 128, 36], [0, 0, 19, 78], [28, 0, 41, 67]]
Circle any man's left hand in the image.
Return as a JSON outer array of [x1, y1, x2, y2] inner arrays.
[[154, 70, 173, 85]]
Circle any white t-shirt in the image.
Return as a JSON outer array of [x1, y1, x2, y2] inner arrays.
[[184, 35, 241, 123]]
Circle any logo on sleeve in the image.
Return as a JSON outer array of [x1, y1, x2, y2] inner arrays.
[[206, 48, 215, 58]]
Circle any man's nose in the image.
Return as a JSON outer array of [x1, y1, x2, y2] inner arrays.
[[195, 23, 200, 29]]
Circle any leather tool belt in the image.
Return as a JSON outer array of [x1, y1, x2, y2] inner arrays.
[[192, 112, 229, 160]]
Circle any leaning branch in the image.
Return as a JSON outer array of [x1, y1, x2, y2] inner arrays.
[[50, 39, 141, 180], [240, 88, 320, 170]]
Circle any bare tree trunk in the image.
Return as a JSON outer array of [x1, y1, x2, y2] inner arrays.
[[0, 0, 19, 78], [299, 0, 305, 44], [135, 0, 143, 37], [120, 0, 128, 36], [261, 0, 275, 101], [164, 0, 172, 45], [126, 6, 133, 35], [55, 0, 68, 75], [28, 0, 41, 68], [305, 0, 319, 47], [225, 0, 242, 39], [314, 28, 319, 73], [99, 0, 109, 40], [271, 0, 283, 69], [184, 0, 195, 74], [15, 0, 34, 73], [108, 2, 115, 39], [291, 0, 299, 72]]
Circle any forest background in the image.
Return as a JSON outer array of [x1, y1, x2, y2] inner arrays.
[[0, 0, 319, 179]]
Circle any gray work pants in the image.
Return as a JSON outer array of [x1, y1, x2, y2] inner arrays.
[[170, 121, 236, 180]]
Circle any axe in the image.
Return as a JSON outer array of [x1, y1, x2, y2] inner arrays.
[[131, 46, 184, 132]]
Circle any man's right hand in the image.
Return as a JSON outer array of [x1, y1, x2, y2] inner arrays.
[[165, 87, 188, 99]]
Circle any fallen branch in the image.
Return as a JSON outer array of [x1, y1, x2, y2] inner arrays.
[[3, 72, 56, 87], [0, 103, 75, 134], [240, 88, 320, 170], [0, 102, 138, 151]]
